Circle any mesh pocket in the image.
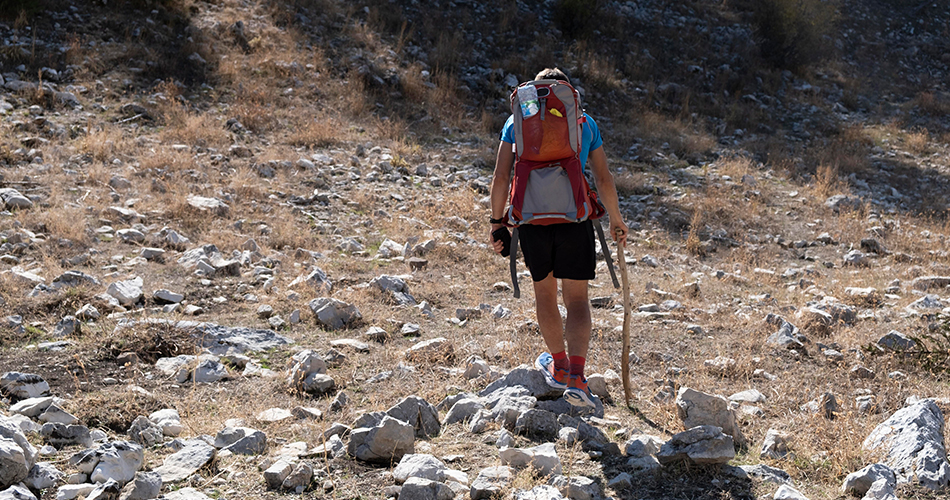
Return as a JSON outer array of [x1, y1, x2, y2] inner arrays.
[[522, 164, 577, 219]]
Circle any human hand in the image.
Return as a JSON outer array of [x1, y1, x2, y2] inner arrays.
[[611, 220, 629, 248], [490, 223, 507, 254]]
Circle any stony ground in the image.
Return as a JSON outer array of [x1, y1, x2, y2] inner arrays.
[[1, 1, 950, 500]]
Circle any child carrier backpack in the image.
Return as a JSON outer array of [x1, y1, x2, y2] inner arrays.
[[502, 79, 618, 297]]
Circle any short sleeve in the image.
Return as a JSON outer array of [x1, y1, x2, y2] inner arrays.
[[585, 114, 603, 151], [499, 115, 515, 143]]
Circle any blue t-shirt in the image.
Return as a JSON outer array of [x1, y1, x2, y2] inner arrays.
[[500, 112, 603, 172]]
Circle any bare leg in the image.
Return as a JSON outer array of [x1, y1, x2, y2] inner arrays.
[[561, 279, 591, 361], [532, 272, 566, 355]]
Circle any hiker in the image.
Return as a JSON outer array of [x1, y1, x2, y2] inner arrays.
[[488, 68, 628, 407]]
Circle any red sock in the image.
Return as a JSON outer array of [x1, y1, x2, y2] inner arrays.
[[569, 356, 586, 377], [551, 351, 569, 372]]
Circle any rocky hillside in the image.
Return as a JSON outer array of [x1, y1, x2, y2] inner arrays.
[[1, 1, 950, 500]]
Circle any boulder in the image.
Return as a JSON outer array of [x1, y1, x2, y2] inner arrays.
[[773, 484, 810, 500], [90, 441, 144, 485], [514, 409, 559, 441], [1, 484, 36, 500], [443, 399, 484, 426], [369, 275, 416, 305], [386, 396, 441, 439], [761, 429, 792, 460], [127, 417, 163, 447], [0, 188, 32, 210], [118, 471, 162, 500], [308, 298, 361, 330], [842, 463, 896, 496], [149, 409, 183, 437], [106, 278, 144, 306], [675, 387, 745, 446], [347, 414, 414, 463], [39, 423, 92, 449], [1, 372, 50, 400], [289, 267, 332, 292], [281, 462, 313, 492], [656, 426, 735, 465], [263, 460, 293, 490], [862, 399, 950, 489], [877, 331, 916, 351], [25, 462, 63, 490], [0, 436, 30, 488], [393, 454, 447, 484], [399, 477, 454, 500], [214, 427, 266, 455], [479, 367, 564, 400], [499, 443, 561, 477], [153, 440, 215, 483], [739, 464, 791, 484], [405, 338, 454, 363], [470, 466, 512, 500], [516, 485, 564, 500]]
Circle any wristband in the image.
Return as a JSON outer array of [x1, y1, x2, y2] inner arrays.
[[489, 217, 505, 224]]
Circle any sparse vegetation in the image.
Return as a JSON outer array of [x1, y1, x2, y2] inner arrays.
[[1, 1, 950, 499]]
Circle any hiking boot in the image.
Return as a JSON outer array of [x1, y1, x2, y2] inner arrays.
[[564, 374, 597, 407], [534, 352, 569, 390]]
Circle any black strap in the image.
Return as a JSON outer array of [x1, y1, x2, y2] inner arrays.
[[595, 222, 620, 289], [509, 227, 521, 298]]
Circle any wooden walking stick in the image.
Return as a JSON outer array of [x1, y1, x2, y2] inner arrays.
[[616, 228, 632, 407]]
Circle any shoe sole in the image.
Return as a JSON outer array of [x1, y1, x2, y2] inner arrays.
[[534, 357, 568, 390], [564, 388, 595, 407]]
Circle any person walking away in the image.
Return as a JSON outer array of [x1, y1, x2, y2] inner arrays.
[[488, 68, 628, 407]]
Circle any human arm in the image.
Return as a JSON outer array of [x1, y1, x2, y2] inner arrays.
[[488, 141, 515, 253], [587, 146, 628, 247]]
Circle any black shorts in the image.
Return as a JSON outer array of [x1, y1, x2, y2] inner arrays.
[[518, 220, 596, 282]]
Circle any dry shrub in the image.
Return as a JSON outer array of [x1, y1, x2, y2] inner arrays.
[[288, 113, 342, 148], [685, 208, 704, 257], [568, 45, 621, 91], [813, 161, 845, 199], [430, 31, 463, 73], [904, 128, 930, 155], [751, 0, 839, 69], [80, 124, 133, 163], [912, 91, 950, 117], [634, 111, 716, 160]]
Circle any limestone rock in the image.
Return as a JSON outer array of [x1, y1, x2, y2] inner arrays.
[[470, 466, 512, 500], [107, 277, 144, 306], [499, 443, 561, 477], [842, 463, 896, 496], [675, 387, 745, 446], [1, 372, 50, 400], [657, 425, 735, 465], [399, 477, 455, 500], [761, 429, 792, 460], [149, 409, 183, 437], [347, 414, 415, 463], [153, 440, 215, 483], [118, 471, 162, 500], [393, 454, 447, 484], [405, 337, 454, 363], [386, 396, 441, 439], [773, 484, 810, 500], [862, 399, 950, 489], [308, 297, 361, 330], [214, 427, 266, 455]]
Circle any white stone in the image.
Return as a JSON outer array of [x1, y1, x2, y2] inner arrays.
[[393, 454, 447, 484]]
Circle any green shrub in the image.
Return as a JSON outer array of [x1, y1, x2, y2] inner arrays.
[[752, 0, 838, 70]]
